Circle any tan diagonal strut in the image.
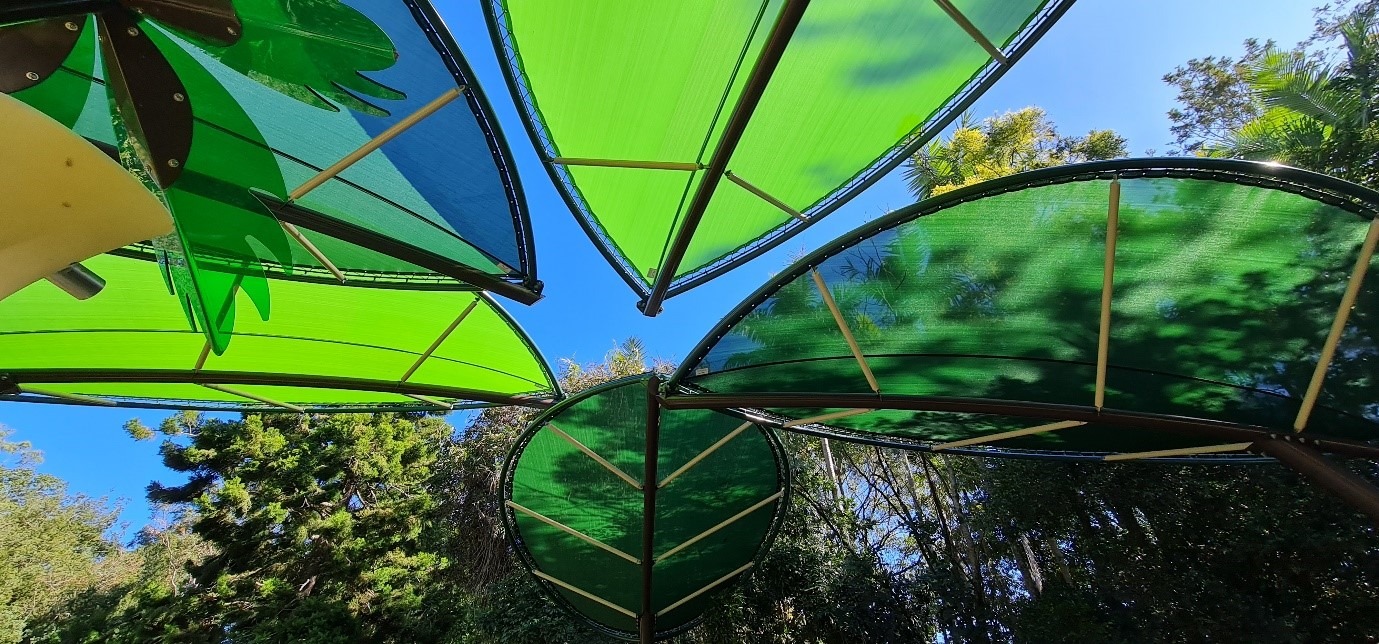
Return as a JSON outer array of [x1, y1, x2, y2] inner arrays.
[[781, 408, 874, 428], [17, 386, 117, 407], [811, 269, 880, 392], [546, 423, 642, 489], [201, 384, 304, 413], [933, 420, 1086, 451], [659, 421, 753, 488], [532, 570, 638, 619], [1294, 217, 1379, 431], [655, 562, 755, 617], [932, 0, 1010, 65], [725, 171, 807, 222], [1103, 442, 1253, 462], [552, 157, 702, 172], [401, 297, 481, 382], [507, 500, 640, 565], [656, 491, 784, 563], [1095, 179, 1121, 410]]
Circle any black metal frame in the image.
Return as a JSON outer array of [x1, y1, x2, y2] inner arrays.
[[482, 0, 1077, 307], [499, 374, 793, 642], [637, 0, 811, 316]]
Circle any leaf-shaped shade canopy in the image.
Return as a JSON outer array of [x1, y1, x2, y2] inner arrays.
[[0, 254, 557, 412], [504, 375, 788, 640], [487, 0, 1071, 308], [668, 159, 1379, 460], [0, 92, 171, 301], [5, 2, 538, 303]]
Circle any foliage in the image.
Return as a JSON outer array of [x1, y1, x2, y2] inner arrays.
[[122, 411, 457, 643], [1165, 1, 1379, 185], [0, 428, 125, 644], [1163, 39, 1271, 154], [904, 107, 1127, 199]]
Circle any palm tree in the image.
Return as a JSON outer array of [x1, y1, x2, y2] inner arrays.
[[1224, 12, 1379, 184]]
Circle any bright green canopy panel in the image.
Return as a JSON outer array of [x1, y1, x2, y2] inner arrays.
[[667, 159, 1379, 460], [1, 1, 539, 355], [487, 0, 1072, 308], [504, 375, 787, 640], [0, 254, 557, 412]]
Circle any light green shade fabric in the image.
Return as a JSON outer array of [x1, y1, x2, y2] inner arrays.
[[0, 254, 555, 412], [505, 376, 786, 639], [673, 160, 1379, 456], [490, 0, 1064, 296]]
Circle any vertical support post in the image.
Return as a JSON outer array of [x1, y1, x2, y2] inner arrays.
[[640, 375, 662, 644], [1095, 178, 1121, 410], [639, 0, 811, 316], [1254, 438, 1379, 528]]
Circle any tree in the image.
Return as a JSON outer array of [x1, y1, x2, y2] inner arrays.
[[1163, 40, 1270, 154], [0, 428, 125, 644], [127, 411, 457, 643], [1225, 9, 1379, 184], [904, 107, 1127, 199]]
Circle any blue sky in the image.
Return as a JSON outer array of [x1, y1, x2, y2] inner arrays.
[[0, 0, 1321, 537]]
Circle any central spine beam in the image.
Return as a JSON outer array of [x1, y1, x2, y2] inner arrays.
[[639, 0, 811, 316], [640, 375, 662, 643]]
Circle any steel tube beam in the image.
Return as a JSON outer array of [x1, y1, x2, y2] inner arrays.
[[1255, 438, 1379, 527], [640, 375, 662, 644], [639, 0, 811, 315], [659, 392, 1379, 461]]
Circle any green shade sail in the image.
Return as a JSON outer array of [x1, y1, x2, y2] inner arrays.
[[0, 253, 557, 412], [2, 1, 539, 355], [487, 0, 1072, 308], [668, 159, 1379, 459], [504, 375, 788, 640]]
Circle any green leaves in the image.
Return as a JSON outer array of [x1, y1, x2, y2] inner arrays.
[[172, 0, 403, 115]]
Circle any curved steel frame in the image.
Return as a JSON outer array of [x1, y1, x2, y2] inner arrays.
[[499, 374, 792, 642], [483, 0, 1077, 305]]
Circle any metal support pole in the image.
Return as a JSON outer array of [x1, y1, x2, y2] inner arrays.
[[1254, 438, 1379, 527], [640, 375, 662, 644], [639, 0, 811, 316]]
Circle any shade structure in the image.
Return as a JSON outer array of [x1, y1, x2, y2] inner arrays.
[[666, 159, 1379, 461], [0, 92, 171, 301], [2, 1, 538, 356], [504, 375, 788, 641], [486, 0, 1073, 312], [0, 253, 557, 413]]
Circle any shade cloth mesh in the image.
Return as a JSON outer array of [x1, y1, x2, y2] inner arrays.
[[675, 162, 1379, 455], [506, 376, 786, 639]]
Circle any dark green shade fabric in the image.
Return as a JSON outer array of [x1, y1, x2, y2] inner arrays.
[[487, 0, 1071, 300], [0, 253, 557, 412], [504, 375, 788, 640], [3, 1, 539, 353], [671, 159, 1379, 458]]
